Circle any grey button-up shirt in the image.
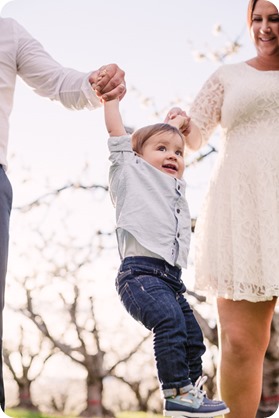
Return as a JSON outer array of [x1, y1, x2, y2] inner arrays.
[[108, 135, 191, 268]]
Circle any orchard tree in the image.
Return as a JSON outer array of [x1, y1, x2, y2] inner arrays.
[[3, 325, 54, 410], [8, 182, 154, 416]]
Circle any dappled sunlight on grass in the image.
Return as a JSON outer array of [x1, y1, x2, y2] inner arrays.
[[6, 409, 75, 418]]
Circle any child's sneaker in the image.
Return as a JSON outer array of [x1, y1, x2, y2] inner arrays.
[[163, 376, 230, 417]]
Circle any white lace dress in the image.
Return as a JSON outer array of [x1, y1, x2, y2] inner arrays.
[[190, 62, 279, 302]]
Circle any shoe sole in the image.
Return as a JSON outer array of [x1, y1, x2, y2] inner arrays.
[[164, 416, 225, 418], [164, 416, 224, 418], [163, 407, 230, 417]]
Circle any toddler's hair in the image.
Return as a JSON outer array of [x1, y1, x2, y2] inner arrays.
[[132, 123, 183, 154]]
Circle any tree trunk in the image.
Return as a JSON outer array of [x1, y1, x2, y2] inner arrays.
[[80, 379, 114, 418], [81, 382, 103, 417], [17, 384, 38, 410]]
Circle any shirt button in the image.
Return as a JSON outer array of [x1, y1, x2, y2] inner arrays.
[[177, 185, 180, 190], [177, 233, 180, 238], [177, 208, 180, 214]]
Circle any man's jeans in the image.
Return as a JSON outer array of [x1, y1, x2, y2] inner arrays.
[[0, 166, 13, 410], [116, 256, 206, 396]]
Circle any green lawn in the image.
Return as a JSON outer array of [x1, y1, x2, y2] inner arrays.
[[118, 413, 164, 418], [6, 409, 164, 418], [6, 410, 74, 418]]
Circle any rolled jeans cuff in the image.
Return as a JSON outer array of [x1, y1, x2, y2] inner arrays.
[[163, 383, 193, 398]]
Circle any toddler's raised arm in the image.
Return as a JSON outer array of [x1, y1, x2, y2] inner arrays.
[[104, 99, 126, 137]]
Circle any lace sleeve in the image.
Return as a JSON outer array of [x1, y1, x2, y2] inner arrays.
[[189, 68, 224, 145]]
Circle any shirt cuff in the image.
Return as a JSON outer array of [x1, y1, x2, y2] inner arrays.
[[82, 73, 102, 109]]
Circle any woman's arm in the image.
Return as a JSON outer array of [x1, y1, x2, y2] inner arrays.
[[165, 108, 202, 151], [184, 121, 202, 151]]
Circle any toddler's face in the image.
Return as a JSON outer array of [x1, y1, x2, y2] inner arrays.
[[140, 131, 185, 179]]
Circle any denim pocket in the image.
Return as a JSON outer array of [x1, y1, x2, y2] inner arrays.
[[117, 268, 132, 282], [115, 268, 132, 292]]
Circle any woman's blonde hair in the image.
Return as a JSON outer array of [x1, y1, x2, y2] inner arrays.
[[131, 123, 183, 154]]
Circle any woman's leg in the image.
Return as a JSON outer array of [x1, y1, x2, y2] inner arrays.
[[217, 297, 277, 418]]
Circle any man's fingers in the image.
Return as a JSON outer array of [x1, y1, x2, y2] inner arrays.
[[95, 64, 124, 91], [89, 63, 126, 100], [102, 83, 126, 102]]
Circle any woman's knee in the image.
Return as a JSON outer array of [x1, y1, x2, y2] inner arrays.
[[217, 298, 274, 358], [219, 323, 265, 360]]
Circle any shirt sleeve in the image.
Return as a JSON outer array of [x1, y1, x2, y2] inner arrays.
[[108, 135, 133, 164], [189, 67, 224, 145], [108, 135, 133, 207], [14, 19, 100, 110]]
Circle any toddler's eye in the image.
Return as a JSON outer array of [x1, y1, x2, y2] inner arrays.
[[158, 146, 166, 151], [176, 150, 183, 156]]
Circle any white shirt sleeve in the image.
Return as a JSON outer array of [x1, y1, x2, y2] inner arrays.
[[15, 19, 101, 110]]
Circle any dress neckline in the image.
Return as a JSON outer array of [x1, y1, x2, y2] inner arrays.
[[244, 61, 279, 73]]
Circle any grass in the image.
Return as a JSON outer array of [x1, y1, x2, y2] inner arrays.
[[6, 409, 74, 418], [5, 409, 225, 418], [118, 413, 163, 418], [6, 409, 164, 418]]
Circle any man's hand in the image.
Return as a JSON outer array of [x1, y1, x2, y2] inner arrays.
[[89, 63, 126, 102]]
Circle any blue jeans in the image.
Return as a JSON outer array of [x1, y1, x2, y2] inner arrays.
[[0, 166, 13, 410], [115, 256, 206, 396]]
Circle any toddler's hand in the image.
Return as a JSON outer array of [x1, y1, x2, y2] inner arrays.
[[168, 115, 191, 137], [164, 107, 187, 123]]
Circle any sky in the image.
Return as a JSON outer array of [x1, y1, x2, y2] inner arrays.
[[0, 0, 256, 214]]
